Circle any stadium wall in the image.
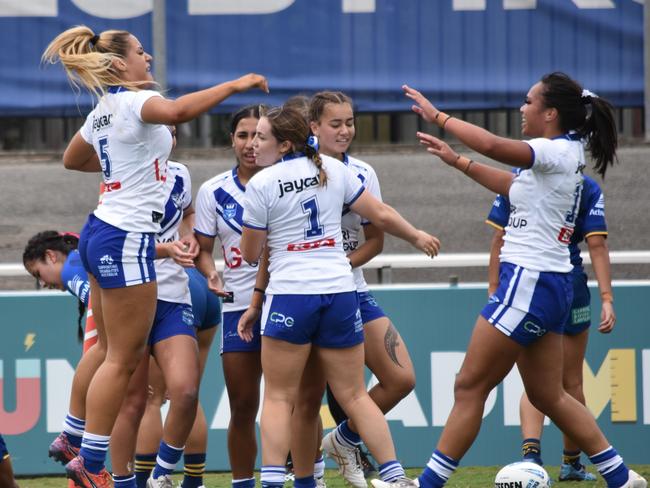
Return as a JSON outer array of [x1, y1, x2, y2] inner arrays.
[[1, 284, 648, 475], [0, 0, 643, 116]]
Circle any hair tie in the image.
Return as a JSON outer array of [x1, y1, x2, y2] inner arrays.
[[306, 135, 319, 152], [89, 34, 100, 47], [581, 88, 597, 104], [60, 232, 80, 239]]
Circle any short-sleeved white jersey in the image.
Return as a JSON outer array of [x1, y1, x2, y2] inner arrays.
[[155, 161, 192, 304], [500, 134, 585, 273], [341, 154, 383, 293], [80, 87, 172, 233], [243, 154, 364, 295], [194, 167, 259, 312]]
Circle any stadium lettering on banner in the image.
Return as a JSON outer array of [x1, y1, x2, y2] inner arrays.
[[0, 0, 642, 17]]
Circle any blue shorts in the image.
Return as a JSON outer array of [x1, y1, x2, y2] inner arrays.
[[186, 268, 221, 330], [564, 270, 591, 335], [79, 214, 156, 289], [358, 291, 386, 324], [148, 300, 196, 346], [261, 292, 363, 348], [221, 310, 261, 354], [0, 435, 8, 461], [481, 262, 572, 346]]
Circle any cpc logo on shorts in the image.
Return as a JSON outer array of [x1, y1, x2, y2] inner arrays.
[[269, 312, 294, 328], [523, 321, 546, 337]]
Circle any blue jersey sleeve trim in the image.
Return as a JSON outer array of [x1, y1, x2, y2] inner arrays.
[[194, 228, 217, 238], [242, 222, 268, 231], [346, 187, 365, 207]]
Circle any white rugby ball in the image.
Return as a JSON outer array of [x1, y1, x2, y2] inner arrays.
[[494, 461, 551, 488]]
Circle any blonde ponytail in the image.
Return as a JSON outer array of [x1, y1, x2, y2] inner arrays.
[[42, 25, 150, 99]]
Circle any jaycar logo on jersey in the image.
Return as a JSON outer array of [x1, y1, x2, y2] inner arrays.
[[92, 114, 113, 131], [223, 203, 237, 220], [277, 175, 320, 198]]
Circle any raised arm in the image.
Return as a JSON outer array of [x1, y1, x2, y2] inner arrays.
[[141, 74, 268, 125], [403, 84, 533, 168], [416, 132, 515, 196]]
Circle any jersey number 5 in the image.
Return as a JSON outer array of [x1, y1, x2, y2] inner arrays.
[[98, 136, 112, 178], [301, 196, 324, 239]]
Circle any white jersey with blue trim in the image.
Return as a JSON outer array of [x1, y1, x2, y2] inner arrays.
[[341, 154, 382, 293], [194, 167, 259, 312], [243, 154, 364, 295], [154, 161, 192, 305], [80, 87, 172, 233], [500, 134, 585, 273]]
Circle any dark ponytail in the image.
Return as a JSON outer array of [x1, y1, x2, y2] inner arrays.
[[23, 230, 79, 264], [23, 231, 85, 343], [540, 72, 617, 178]]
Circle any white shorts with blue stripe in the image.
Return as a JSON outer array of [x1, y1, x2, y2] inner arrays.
[[480, 262, 572, 346]]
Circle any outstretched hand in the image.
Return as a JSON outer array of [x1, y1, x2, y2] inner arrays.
[[416, 131, 458, 166], [403, 84, 438, 123], [412, 230, 441, 258]]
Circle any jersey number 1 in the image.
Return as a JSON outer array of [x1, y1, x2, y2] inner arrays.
[[301, 196, 324, 239]]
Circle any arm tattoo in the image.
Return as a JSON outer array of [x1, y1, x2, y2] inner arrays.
[[384, 321, 403, 368]]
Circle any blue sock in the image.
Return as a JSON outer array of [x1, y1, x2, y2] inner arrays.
[[134, 453, 156, 488], [379, 460, 406, 482], [181, 453, 206, 488], [79, 432, 110, 474], [294, 475, 316, 488], [261, 465, 285, 488], [522, 438, 543, 466], [151, 441, 184, 479], [62, 413, 85, 448], [113, 473, 136, 488], [419, 450, 458, 488], [589, 446, 629, 488], [336, 420, 362, 448], [232, 477, 256, 488]]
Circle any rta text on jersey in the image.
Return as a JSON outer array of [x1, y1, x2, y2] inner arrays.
[[92, 114, 113, 131], [277, 175, 320, 198]]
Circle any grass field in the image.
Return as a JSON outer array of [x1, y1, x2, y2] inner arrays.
[[16, 465, 650, 487]]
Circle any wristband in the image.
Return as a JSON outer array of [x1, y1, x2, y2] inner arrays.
[[600, 291, 613, 303], [434, 111, 451, 129], [464, 159, 474, 174], [253, 287, 265, 295]]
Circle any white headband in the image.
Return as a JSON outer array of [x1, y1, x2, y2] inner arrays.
[[581, 89, 598, 99]]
